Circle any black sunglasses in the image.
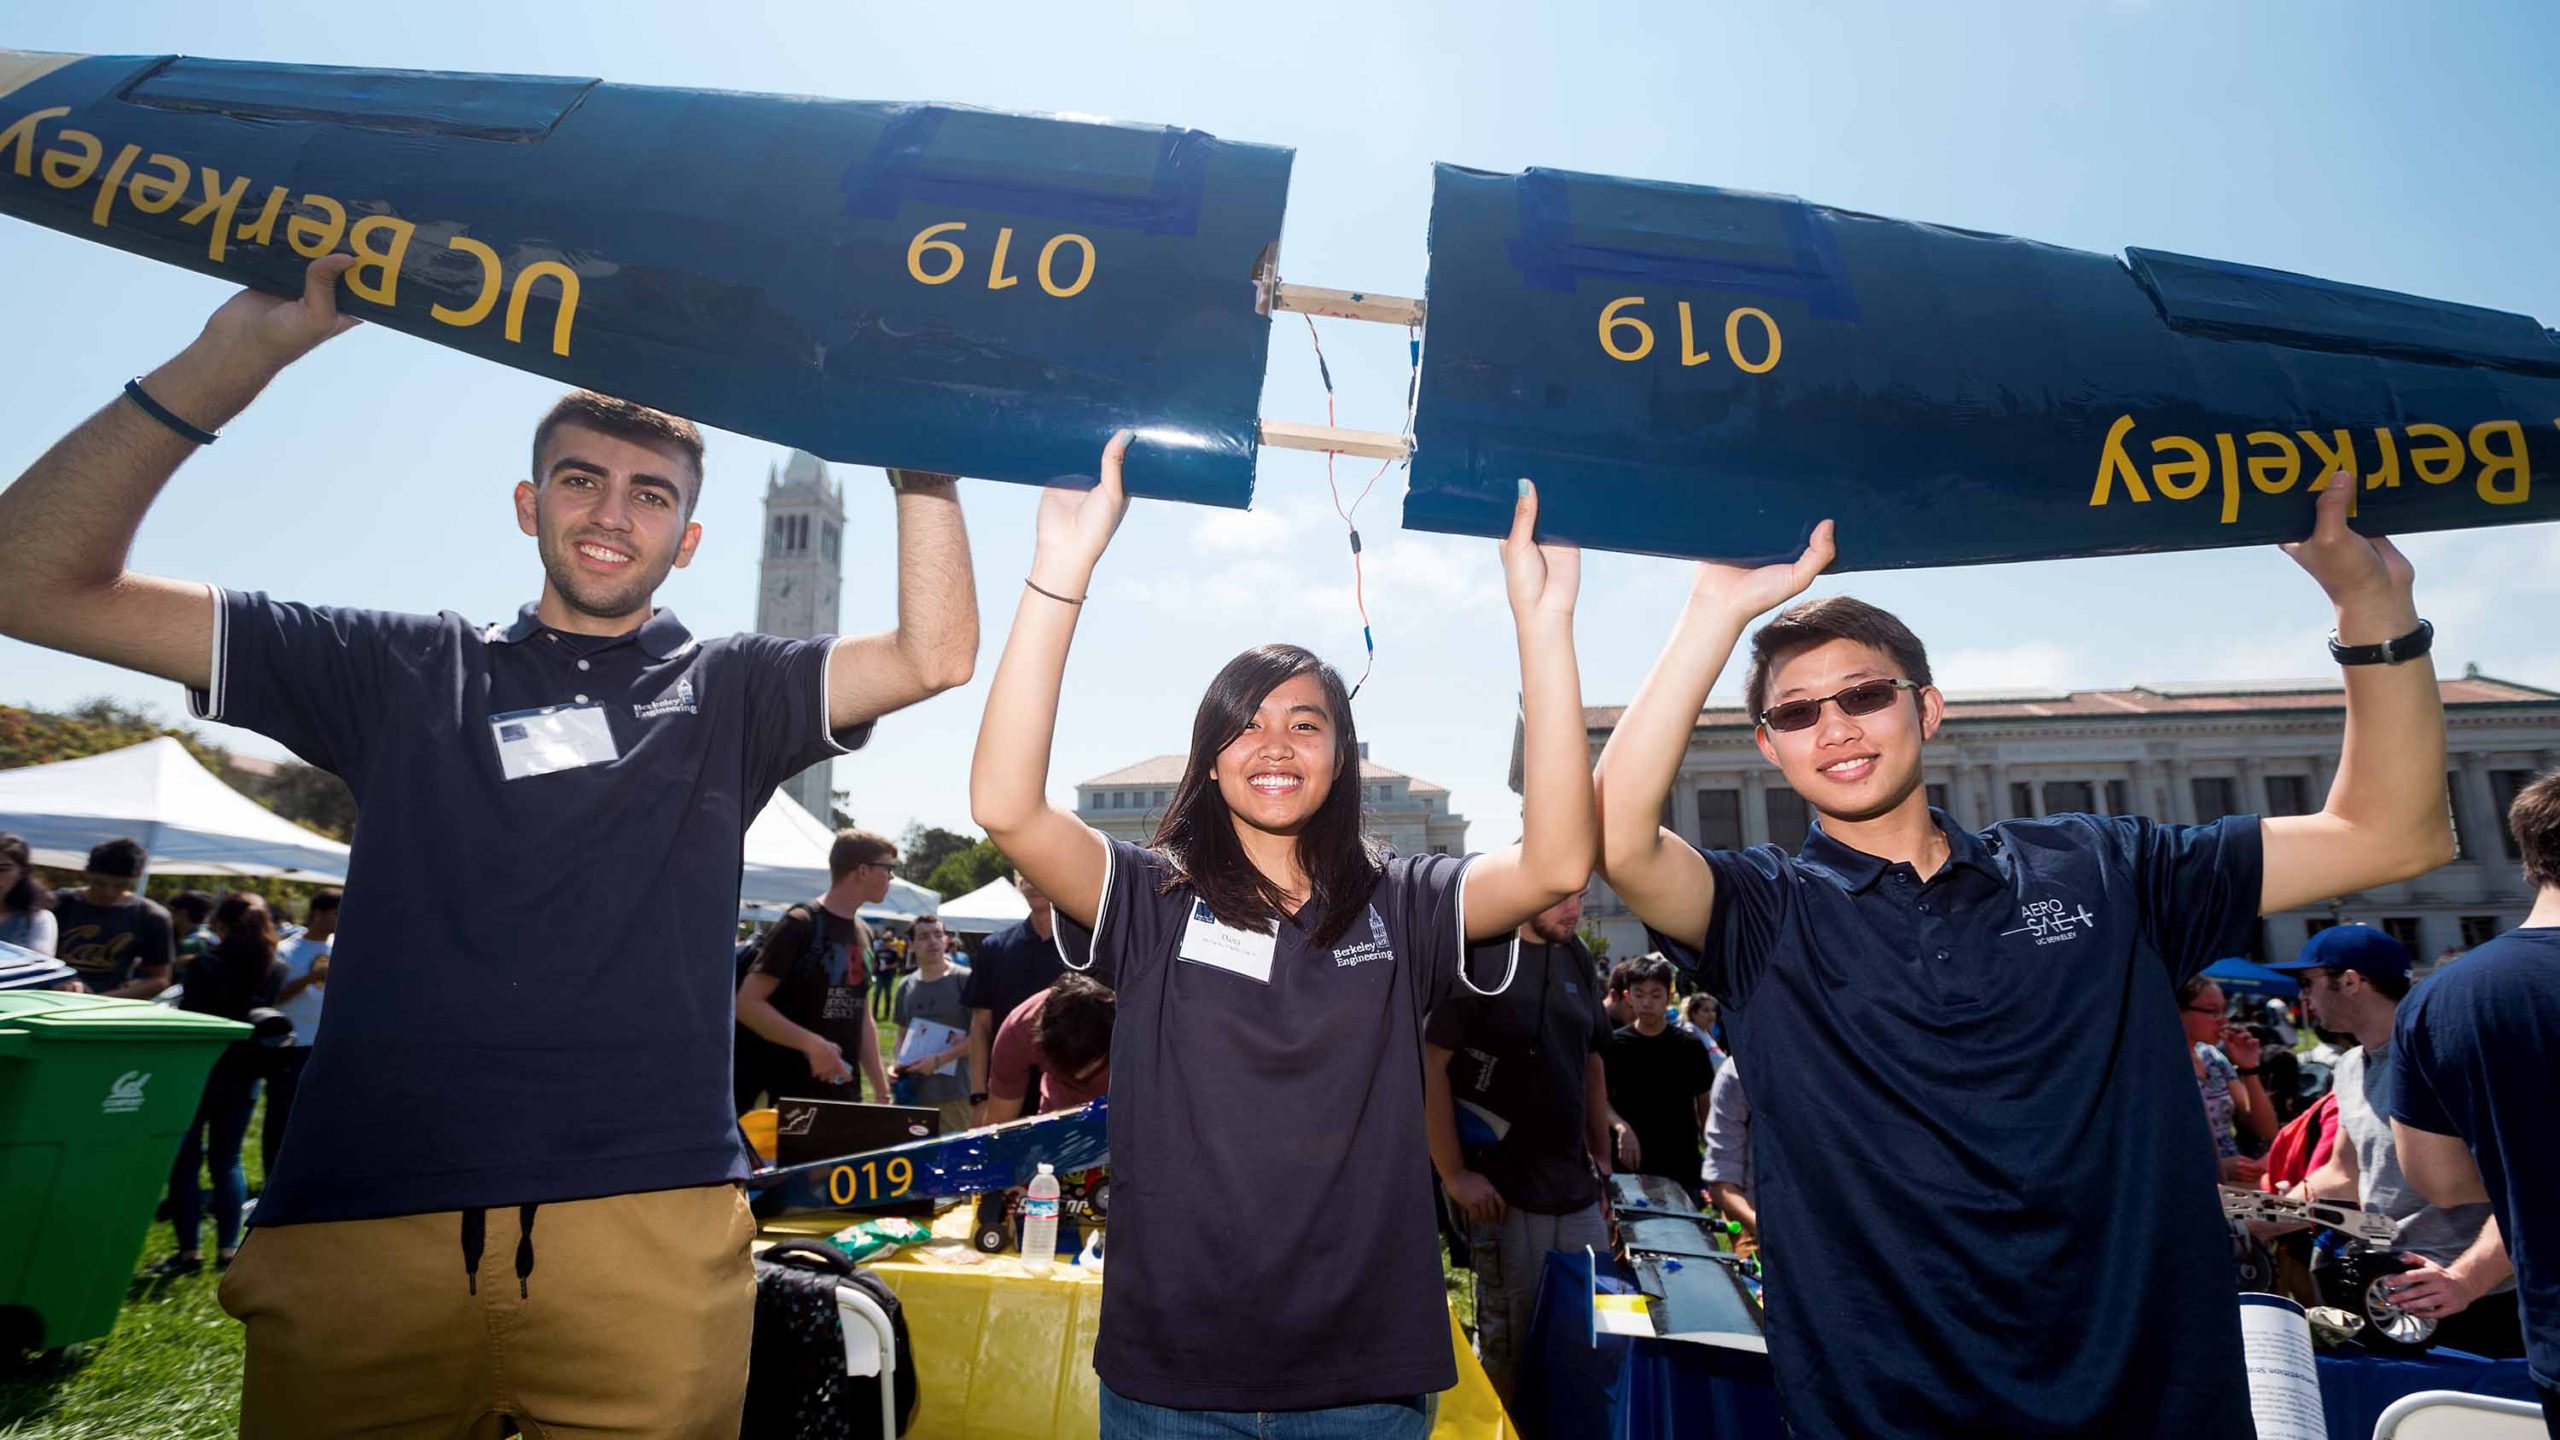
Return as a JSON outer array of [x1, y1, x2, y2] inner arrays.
[[1758, 678, 1922, 733]]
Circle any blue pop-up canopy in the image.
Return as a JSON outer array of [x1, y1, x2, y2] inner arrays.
[[2202, 957, 2299, 997]]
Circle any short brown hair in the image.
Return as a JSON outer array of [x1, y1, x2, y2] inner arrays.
[[531, 391, 706, 510], [1033, 973, 1116, 1076], [827, 828, 896, 882], [2513, 769, 2560, 890], [1744, 596, 1933, 721]]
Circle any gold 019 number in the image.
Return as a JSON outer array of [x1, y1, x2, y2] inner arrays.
[[826, 1156, 917, 1207], [1597, 297, 1781, 373], [906, 222, 1095, 298]]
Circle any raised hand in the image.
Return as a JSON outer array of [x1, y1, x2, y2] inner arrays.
[[1687, 519, 1837, 623], [200, 255, 362, 379], [1502, 478, 1580, 620], [2282, 470, 2418, 631], [1030, 429, 1134, 596]]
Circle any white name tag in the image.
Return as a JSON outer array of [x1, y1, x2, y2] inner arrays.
[[1178, 900, 1278, 984], [490, 703, 621, 780]]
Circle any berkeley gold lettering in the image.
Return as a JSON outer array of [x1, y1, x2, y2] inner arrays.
[[505, 260, 580, 356], [126, 153, 189, 214], [178, 168, 250, 262], [232, 185, 288, 249], [0, 106, 68, 176], [344, 215, 415, 305], [2090, 414, 2149, 504], [429, 235, 502, 327], [37, 126, 99, 189], [2469, 420, 2529, 505], [285, 194, 347, 258], [2362, 428, 2402, 491], [2405, 423, 2463, 485], [2298, 430, 2355, 487], [2246, 431, 2301, 495], [2213, 432, 2243, 522], [2150, 434, 2209, 499], [88, 143, 139, 226]]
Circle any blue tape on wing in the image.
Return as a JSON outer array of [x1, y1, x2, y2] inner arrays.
[[119, 55, 598, 141], [1506, 167, 1860, 321], [838, 104, 1212, 237]]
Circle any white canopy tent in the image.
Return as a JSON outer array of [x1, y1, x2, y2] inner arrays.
[[737, 790, 938, 921], [0, 738, 351, 881], [936, 876, 1029, 934]]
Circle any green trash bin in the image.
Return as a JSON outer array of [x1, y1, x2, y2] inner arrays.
[[0, 991, 249, 1353]]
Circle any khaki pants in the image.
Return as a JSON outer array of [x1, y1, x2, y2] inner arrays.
[[220, 1183, 756, 1440], [1466, 1200, 1607, 1399]]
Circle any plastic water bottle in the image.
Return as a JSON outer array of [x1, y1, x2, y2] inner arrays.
[[1020, 1163, 1060, 1274]]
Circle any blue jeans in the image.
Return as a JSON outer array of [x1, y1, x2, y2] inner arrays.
[[170, 1045, 261, 1255], [1099, 1382, 1434, 1440]]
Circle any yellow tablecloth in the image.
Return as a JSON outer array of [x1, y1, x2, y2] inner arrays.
[[869, 1257, 1516, 1440]]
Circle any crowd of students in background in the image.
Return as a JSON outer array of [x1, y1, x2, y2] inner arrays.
[[0, 833, 341, 1278], [6, 784, 2553, 1436], [14, 769, 2556, 1424]]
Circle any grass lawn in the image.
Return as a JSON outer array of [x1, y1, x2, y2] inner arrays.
[[2, 1014, 1480, 1437], [0, 1109, 269, 1440]]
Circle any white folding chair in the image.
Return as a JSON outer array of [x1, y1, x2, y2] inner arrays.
[[2372, 1388, 2545, 1440], [834, 1282, 901, 1440]]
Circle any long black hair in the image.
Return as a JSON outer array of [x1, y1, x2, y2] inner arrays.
[[1152, 644, 1380, 948], [185, 892, 281, 1021], [0, 834, 44, 917]]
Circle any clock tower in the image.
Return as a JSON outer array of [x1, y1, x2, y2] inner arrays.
[[756, 449, 846, 823]]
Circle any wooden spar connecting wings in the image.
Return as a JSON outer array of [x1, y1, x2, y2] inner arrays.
[[1258, 281, 1421, 460]]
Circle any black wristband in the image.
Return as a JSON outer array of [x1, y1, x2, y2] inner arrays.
[[2328, 618, 2431, 667], [969, 1091, 989, 1104], [2235, 1066, 2263, 1077], [122, 378, 220, 445]]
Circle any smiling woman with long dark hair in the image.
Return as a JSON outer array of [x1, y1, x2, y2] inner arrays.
[[971, 433, 1597, 1438]]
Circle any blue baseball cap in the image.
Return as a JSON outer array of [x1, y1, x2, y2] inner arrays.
[[2268, 924, 2413, 979]]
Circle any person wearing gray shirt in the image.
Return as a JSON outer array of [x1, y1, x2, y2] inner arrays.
[[890, 916, 975, 1134], [1702, 1060, 1756, 1249], [2277, 924, 2523, 1358]]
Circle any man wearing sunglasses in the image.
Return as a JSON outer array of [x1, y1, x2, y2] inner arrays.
[[1595, 476, 2452, 1440]]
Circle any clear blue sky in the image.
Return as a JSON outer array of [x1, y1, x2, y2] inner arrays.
[[5, 1, 2557, 854]]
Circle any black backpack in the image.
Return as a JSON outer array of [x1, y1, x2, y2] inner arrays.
[[745, 1239, 918, 1439], [734, 905, 835, 1112]]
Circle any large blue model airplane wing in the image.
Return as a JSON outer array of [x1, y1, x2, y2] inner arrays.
[[1407, 163, 2560, 569], [0, 50, 1292, 506]]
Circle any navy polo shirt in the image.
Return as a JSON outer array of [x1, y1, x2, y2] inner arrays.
[[2391, 927, 2560, 1386], [189, 591, 868, 1225], [1655, 808, 2262, 1440], [1056, 840, 1491, 1411], [957, 918, 1064, 1028]]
